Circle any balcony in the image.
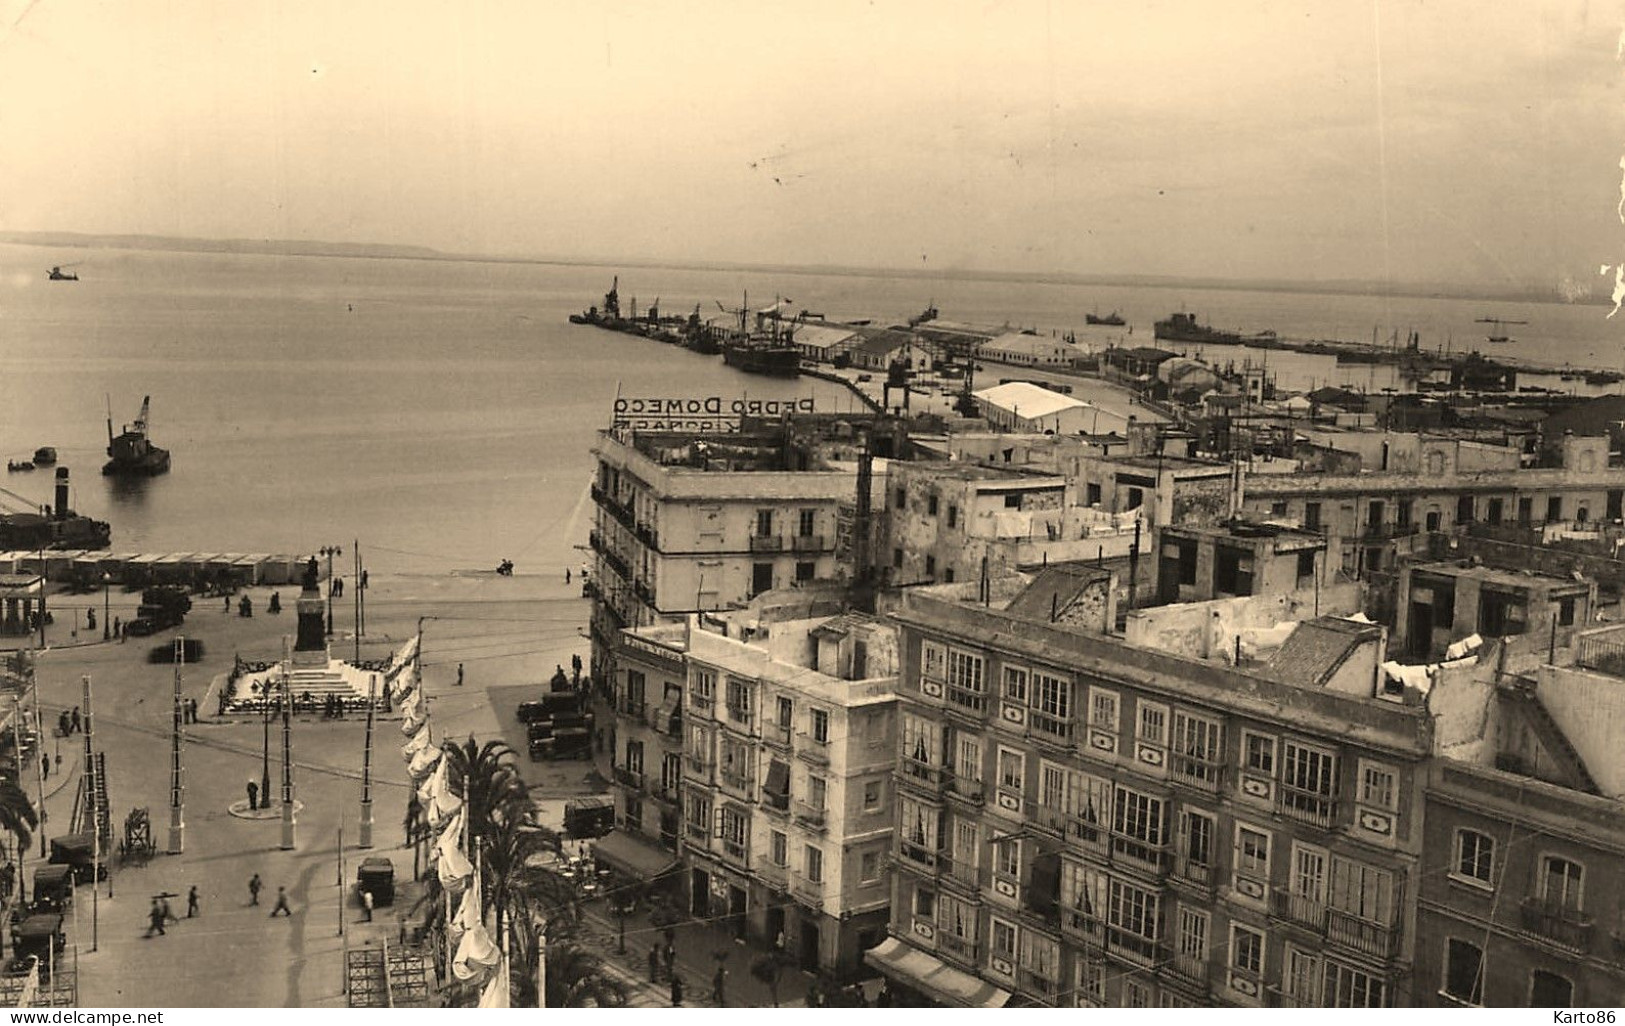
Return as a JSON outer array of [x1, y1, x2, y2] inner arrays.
[[1167, 951, 1212, 988], [719, 770, 753, 796], [791, 800, 827, 832], [1272, 890, 1329, 932], [1027, 710, 1075, 746], [1105, 927, 1163, 967], [723, 703, 753, 731], [796, 734, 830, 766], [1276, 785, 1338, 830], [1061, 907, 1103, 948], [1170, 754, 1227, 795], [899, 756, 950, 792], [1328, 907, 1402, 959], [1173, 856, 1215, 891], [941, 855, 986, 891], [634, 522, 659, 548], [1016, 968, 1059, 1002], [1109, 831, 1171, 877], [650, 783, 681, 806], [632, 579, 654, 605], [1518, 898, 1594, 951], [791, 875, 824, 910], [896, 838, 941, 871], [761, 790, 790, 813], [721, 838, 750, 866], [790, 533, 826, 552], [646, 703, 681, 735], [688, 691, 715, 717], [945, 685, 988, 718], [613, 766, 645, 791], [685, 821, 710, 845], [1363, 521, 1420, 541], [749, 535, 786, 553], [601, 548, 631, 582], [936, 933, 980, 967], [684, 753, 714, 777], [945, 774, 985, 804], [756, 861, 788, 890], [619, 698, 647, 720]]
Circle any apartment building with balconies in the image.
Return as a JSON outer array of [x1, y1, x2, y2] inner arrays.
[[867, 577, 1433, 1008], [588, 419, 891, 704], [665, 609, 899, 975]]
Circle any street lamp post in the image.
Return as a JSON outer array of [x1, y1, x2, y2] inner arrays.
[[319, 545, 342, 636], [260, 694, 272, 810], [101, 574, 110, 641]]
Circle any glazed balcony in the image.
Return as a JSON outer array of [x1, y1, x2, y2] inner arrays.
[[944, 773, 985, 804], [896, 837, 942, 871], [721, 837, 750, 866], [719, 769, 753, 796], [634, 522, 659, 548], [791, 874, 824, 910], [1173, 856, 1216, 892], [1276, 785, 1338, 830], [1519, 898, 1594, 952], [1027, 710, 1075, 746], [1060, 907, 1104, 948], [687, 690, 715, 717], [1167, 951, 1212, 988], [944, 684, 989, 718], [940, 854, 987, 892], [684, 753, 714, 777], [613, 766, 645, 791], [1105, 927, 1163, 967], [1170, 754, 1227, 795], [936, 934, 980, 967], [1109, 831, 1171, 877], [723, 702, 754, 731], [899, 755, 950, 793]]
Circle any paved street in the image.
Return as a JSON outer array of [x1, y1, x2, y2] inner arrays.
[[19, 569, 598, 1007]]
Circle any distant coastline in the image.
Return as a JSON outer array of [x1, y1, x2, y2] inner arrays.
[[1, 229, 1602, 309]]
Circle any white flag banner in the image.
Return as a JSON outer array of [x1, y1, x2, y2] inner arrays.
[[388, 634, 420, 677], [401, 710, 428, 737], [477, 956, 510, 1009], [453, 923, 501, 983], [400, 689, 423, 721], [391, 664, 420, 702], [408, 745, 441, 781], [402, 726, 431, 761]]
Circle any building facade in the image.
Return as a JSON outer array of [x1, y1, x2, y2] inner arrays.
[[868, 582, 1433, 1008]]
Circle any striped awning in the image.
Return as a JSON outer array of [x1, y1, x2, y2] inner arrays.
[[864, 937, 1010, 1008]]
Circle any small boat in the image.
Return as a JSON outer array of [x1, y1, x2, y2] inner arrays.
[[6, 461, 34, 473], [1086, 309, 1126, 326], [32, 447, 56, 465], [103, 395, 171, 476], [46, 266, 78, 281]]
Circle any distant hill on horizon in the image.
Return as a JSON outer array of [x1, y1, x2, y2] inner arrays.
[[0, 229, 1600, 307]]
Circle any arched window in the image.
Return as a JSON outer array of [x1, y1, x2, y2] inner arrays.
[[1530, 969, 1573, 1007]]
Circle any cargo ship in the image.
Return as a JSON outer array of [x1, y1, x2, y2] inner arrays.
[[1086, 310, 1126, 326], [721, 338, 801, 377], [103, 395, 170, 477]]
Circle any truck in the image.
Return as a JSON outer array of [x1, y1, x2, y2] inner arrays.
[[124, 585, 191, 637]]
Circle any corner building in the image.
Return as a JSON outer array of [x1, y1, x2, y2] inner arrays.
[[868, 582, 1434, 1008]]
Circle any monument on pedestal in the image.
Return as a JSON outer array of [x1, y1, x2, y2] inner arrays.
[[293, 556, 327, 667]]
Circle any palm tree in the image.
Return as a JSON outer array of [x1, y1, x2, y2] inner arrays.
[[0, 769, 38, 855], [442, 737, 527, 845], [507, 937, 628, 1008]]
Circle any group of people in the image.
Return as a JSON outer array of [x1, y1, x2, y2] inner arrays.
[[56, 706, 82, 737], [143, 885, 202, 937], [178, 697, 200, 724]]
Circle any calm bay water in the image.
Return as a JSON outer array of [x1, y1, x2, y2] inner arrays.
[[2, 244, 1622, 575]]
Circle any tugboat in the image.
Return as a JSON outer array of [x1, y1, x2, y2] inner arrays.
[[0, 467, 112, 550], [31, 447, 56, 466], [6, 460, 34, 473], [103, 395, 171, 476], [46, 265, 78, 281], [1086, 309, 1126, 326]]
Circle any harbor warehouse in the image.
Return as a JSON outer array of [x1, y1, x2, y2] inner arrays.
[[973, 381, 1091, 434]]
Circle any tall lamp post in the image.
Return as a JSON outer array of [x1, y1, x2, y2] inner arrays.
[[101, 573, 110, 641], [260, 691, 272, 810], [319, 545, 342, 636]]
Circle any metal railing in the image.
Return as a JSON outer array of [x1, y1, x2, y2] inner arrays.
[[1518, 897, 1593, 951]]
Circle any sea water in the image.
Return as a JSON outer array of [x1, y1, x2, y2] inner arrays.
[[2, 243, 1621, 578]]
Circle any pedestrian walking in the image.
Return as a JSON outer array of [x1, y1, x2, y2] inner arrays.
[[145, 899, 166, 937], [663, 941, 675, 975], [224, 596, 231, 613], [565, 568, 571, 585], [112, 616, 120, 639], [711, 965, 727, 1007], [360, 569, 368, 590], [456, 663, 464, 687], [669, 974, 684, 1007], [40, 753, 48, 780], [362, 889, 374, 922], [246, 781, 259, 810], [648, 944, 661, 983], [271, 886, 292, 917], [53, 753, 61, 774], [57, 710, 69, 737], [187, 886, 199, 918], [161, 897, 176, 923], [248, 873, 262, 906]]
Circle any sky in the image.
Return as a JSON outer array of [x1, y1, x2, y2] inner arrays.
[[1, 0, 1622, 288]]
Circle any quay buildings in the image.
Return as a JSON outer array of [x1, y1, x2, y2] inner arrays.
[[587, 401, 1625, 1002]]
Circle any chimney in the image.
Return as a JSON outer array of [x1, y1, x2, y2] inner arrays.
[[54, 467, 69, 518]]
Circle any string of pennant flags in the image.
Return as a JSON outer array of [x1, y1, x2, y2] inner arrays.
[[388, 632, 509, 1007]]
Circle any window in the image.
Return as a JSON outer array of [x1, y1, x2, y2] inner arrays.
[[923, 642, 945, 684], [1443, 938, 1484, 1005], [725, 677, 753, 719], [1296, 548, 1316, 584], [1290, 843, 1328, 902], [1547, 496, 1562, 522], [990, 919, 1017, 963], [955, 733, 983, 782], [1229, 923, 1264, 977], [624, 669, 647, 712], [692, 669, 717, 703], [1177, 906, 1209, 961], [861, 851, 880, 882], [997, 748, 1025, 794], [624, 739, 644, 775], [895, 488, 906, 510], [1018, 930, 1059, 985], [1089, 688, 1119, 731], [1180, 810, 1214, 870], [720, 806, 748, 854], [913, 888, 935, 919], [943, 568, 955, 583], [804, 844, 823, 883], [1108, 878, 1161, 954], [811, 708, 830, 743], [1137, 701, 1168, 745], [770, 830, 788, 867], [1122, 979, 1149, 1008], [1281, 740, 1338, 820], [1243, 731, 1275, 775], [807, 775, 827, 812], [946, 649, 984, 695], [1325, 960, 1387, 1007], [798, 509, 815, 537], [1074, 960, 1105, 1007], [1328, 856, 1393, 926], [1457, 494, 1475, 524], [927, 494, 939, 516], [1284, 947, 1321, 1004], [756, 509, 774, 537], [751, 562, 773, 596], [1530, 970, 1573, 1007], [994, 837, 1020, 879], [952, 819, 979, 870], [795, 561, 814, 583], [1304, 502, 1322, 530], [776, 696, 793, 729], [1359, 762, 1398, 811], [1454, 829, 1494, 886], [892, 548, 903, 569], [864, 780, 881, 810], [1235, 824, 1271, 881], [1539, 855, 1584, 911], [1034, 671, 1072, 720], [947, 505, 958, 528], [902, 713, 940, 766], [1559, 596, 1576, 627], [938, 893, 976, 946], [924, 555, 936, 577], [1172, 710, 1223, 784], [1002, 665, 1028, 703], [1112, 785, 1166, 854]]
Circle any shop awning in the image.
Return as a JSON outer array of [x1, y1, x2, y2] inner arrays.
[[591, 830, 679, 879], [864, 937, 1010, 1008], [764, 759, 790, 798]]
